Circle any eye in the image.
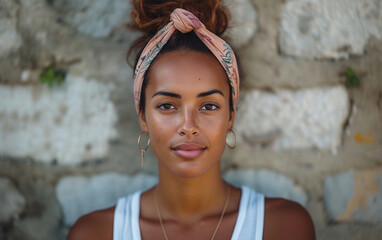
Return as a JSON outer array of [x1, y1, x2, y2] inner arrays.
[[201, 103, 219, 111], [157, 102, 176, 110]]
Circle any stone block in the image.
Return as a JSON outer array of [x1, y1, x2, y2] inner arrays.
[[56, 172, 157, 226], [323, 171, 354, 220], [0, 75, 118, 165], [324, 168, 382, 223], [0, 0, 22, 57], [224, 0, 257, 48], [0, 177, 26, 223], [50, 0, 131, 38], [224, 169, 308, 206], [279, 0, 382, 60], [235, 86, 349, 152]]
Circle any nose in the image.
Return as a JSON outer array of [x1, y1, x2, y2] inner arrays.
[[177, 107, 200, 137]]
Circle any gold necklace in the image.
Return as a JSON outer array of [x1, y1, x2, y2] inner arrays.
[[154, 186, 231, 240]]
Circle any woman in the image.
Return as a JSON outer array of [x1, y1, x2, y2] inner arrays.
[[68, 1, 316, 239]]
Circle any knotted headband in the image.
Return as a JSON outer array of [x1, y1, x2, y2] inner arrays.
[[133, 8, 240, 113]]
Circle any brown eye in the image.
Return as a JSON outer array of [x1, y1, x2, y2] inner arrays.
[[201, 103, 219, 111], [158, 103, 176, 110]]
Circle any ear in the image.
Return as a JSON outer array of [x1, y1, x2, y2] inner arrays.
[[228, 110, 236, 131], [138, 110, 149, 133]]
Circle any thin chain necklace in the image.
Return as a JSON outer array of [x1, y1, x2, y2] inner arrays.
[[154, 185, 231, 240]]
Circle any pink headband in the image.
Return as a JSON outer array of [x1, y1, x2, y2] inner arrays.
[[133, 8, 240, 113]]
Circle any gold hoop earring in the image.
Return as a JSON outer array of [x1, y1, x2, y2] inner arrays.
[[226, 130, 237, 149], [138, 132, 150, 166]]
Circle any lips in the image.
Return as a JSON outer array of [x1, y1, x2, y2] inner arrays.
[[171, 143, 206, 159]]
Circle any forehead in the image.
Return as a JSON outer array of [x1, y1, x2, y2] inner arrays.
[[146, 51, 229, 94]]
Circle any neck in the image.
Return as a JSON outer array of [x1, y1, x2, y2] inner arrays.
[[155, 163, 228, 222]]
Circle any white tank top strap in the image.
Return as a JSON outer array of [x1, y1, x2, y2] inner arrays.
[[231, 185, 265, 240], [113, 190, 143, 240], [113, 186, 265, 240]]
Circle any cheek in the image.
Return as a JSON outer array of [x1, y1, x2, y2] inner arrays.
[[146, 112, 177, 141], [201, 115, 229, 141], [202, 107, 231, 127]]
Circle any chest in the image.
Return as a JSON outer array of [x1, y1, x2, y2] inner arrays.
[[139, 211, 239, 240]]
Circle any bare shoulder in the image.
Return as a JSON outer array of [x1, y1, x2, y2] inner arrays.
[[264, 198, 316, 240], [67, 206, 115, 240]]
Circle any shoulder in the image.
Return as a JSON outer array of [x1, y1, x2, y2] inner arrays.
[[67, 206, 115, 240], [263, 198, 316, 240]]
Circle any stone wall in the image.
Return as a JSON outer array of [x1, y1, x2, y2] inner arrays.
[[1, 0, 381, 239]]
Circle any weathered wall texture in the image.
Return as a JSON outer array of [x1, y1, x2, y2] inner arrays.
[[0, 75, 118, 164], [0, 0, 381, 239]]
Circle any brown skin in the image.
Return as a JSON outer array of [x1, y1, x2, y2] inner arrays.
[[68, 51, 316, 240]]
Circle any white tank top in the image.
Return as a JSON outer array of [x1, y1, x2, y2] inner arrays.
[[113, 186, 264, 240]]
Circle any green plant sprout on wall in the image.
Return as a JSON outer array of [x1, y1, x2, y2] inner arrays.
[[40, 66, 66, 87], [345, 67, 360, 87]]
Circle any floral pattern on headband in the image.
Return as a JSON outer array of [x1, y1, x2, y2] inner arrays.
[[182, 12, 202, 29]]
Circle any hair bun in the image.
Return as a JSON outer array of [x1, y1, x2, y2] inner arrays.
[[127, 0, 230, 65], [130, 0, 229, 36]]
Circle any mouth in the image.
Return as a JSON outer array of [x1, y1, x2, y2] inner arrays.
[[171, 143, 206, 159]]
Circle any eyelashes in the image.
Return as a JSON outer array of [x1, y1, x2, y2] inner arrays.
[[201, 103, 219, 111], [157, 102, 176, 110], [156, 102, 220, 111]]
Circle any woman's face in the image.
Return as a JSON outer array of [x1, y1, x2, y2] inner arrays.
[[139, 50, 235, 178]]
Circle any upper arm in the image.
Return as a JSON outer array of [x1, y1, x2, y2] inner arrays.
[[67, 215, 94, 240], [283, 201, 316, 240], [264, 198, 316, 240], [67, 208, 114, 240]]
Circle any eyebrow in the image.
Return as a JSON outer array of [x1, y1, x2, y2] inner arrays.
[[152, 91, 181, 98], [197, 89, 224, 98], [152, 89, 224, 99]]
